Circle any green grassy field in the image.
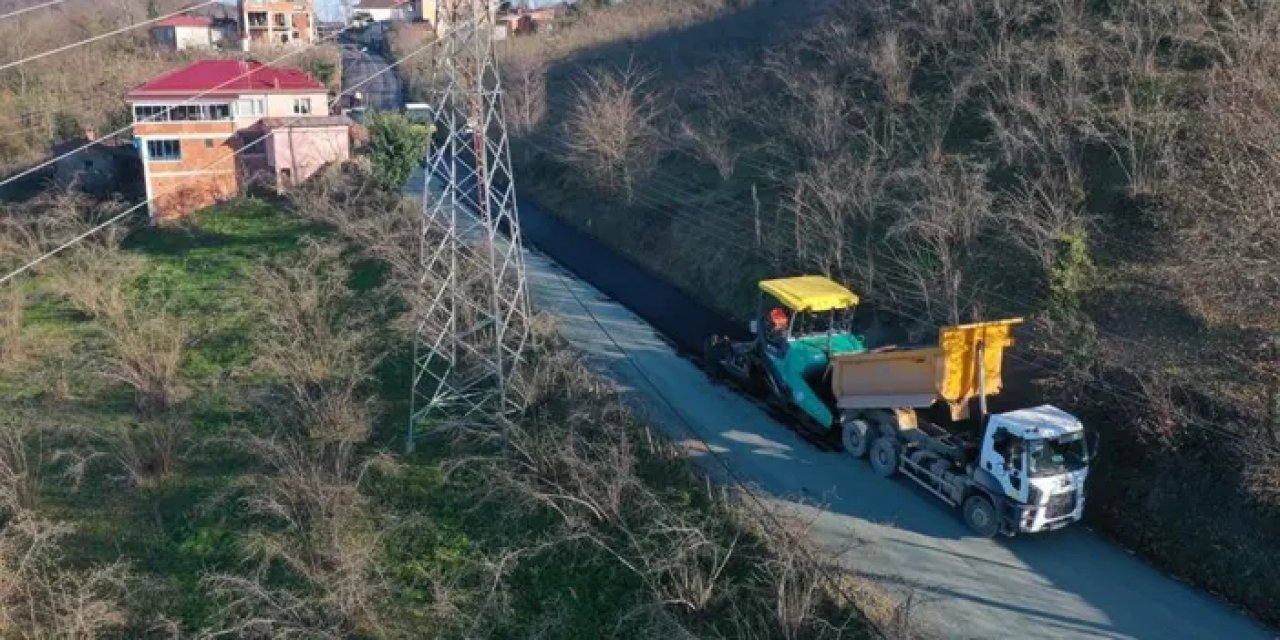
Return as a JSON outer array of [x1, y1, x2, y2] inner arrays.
[[0, 193, 874, 638]]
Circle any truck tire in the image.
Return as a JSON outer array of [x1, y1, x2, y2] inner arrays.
[[963, 495, 1000, 538], [841, 418, 871, 459], [703, 337, 726, 379], [869, 437, 899, 477]]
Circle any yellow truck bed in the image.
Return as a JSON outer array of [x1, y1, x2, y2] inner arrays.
[[831, 319, 1022, 419]]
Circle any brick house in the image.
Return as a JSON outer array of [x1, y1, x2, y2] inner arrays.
[[238, 0, 316, 50], [127, 59, 352, 220]]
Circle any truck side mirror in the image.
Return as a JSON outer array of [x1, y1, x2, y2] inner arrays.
[[749, 320, 758, 335]]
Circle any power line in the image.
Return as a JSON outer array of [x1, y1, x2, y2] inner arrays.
[[0, 0, 68, 22], [1, 34, 448, 288], [0, 21, 362, 192], [514, 136, 1273, 451], [0, 0, 218, 72]]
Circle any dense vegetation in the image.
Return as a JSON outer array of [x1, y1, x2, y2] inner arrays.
[[497, 0, 1280, 626], [0, 160, 885, 637]]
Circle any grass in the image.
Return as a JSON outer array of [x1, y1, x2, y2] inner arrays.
[[0, 189, 874, 637], [3, 199, 320, 630]]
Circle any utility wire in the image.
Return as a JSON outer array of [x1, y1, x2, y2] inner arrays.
[[1, 34, 448, 287], [0, 0, 217, 72], [0, 20, 361, 192], [0, 0, 67, 22], [514, 135, 1272, 450], [422, 148, 890, 636]]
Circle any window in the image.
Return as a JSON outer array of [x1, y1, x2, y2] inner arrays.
[[204, 139, 214, 148], [146, 139, 181, 162], [134, 105, 169, 122], [235, 98, 264, 117], [248, 11, 268, 27], [273, 12, 287, 27], [133, 104, 231, 123], [292, 98, 311, 115]]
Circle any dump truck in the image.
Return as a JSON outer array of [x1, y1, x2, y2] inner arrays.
[[704, 276, 1091, 537]]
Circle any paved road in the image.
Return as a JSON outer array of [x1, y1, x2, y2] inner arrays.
[[403, 170, 1277, 639], [340, 26, 403, 113]]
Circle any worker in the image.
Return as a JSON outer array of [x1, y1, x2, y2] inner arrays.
[[763, 307, 789, 352], [769, 307, 788, 333]]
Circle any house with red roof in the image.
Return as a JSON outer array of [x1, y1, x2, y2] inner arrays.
[[128, 59, 353, 220]]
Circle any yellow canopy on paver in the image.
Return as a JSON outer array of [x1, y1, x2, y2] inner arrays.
[[758, 275, 859, 312]]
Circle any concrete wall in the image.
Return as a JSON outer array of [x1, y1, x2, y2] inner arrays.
[[265, 125, 350, 189], [174, 26, 214, 49], [150, 25, 215, 50], [264, 92, 330, 117]]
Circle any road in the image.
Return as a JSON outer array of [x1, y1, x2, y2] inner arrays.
[[339, 26, 402, 113], [403, 166, 1276, 639]]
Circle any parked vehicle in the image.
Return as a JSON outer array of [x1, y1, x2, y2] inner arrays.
[[704, 275, 1091, 536]]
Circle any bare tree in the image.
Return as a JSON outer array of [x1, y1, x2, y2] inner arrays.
[[503, 47, 549, 135], [564, 62, 668, 203], [99, 307, 189, 417], [0, 514, 130, 640], [201, 435, 399, 640], [248, 241, 381, 446], [886, 156, 994, 324]]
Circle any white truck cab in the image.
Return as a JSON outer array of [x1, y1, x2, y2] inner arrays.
[[982, 405, 1090, 533]]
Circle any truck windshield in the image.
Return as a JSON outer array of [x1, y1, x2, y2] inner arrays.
[[1027, 433, 1088, 477], [792, 308, 853, 337]]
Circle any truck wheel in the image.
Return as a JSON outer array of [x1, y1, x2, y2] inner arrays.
[[841, 419, 871, 459], [869, 437, 899, 477], [703, 337, 726, 379], [963, 495, 1000, 538]]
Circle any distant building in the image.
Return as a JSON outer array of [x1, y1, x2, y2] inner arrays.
[[149, 15, 219, 50], [51, 129, 141, 197], [317, 20, 346, 39], [356, 0, 418, 22], [237, 0, 316, 50], [127, 59, 352, 220]]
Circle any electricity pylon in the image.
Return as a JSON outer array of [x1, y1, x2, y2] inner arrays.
[[409, 0, 530, 451]]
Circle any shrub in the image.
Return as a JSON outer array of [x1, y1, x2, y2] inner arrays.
[[366, 111, 433, 191]]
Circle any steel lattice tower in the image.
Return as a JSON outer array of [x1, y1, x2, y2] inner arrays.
[[409, 0, 530, 450]]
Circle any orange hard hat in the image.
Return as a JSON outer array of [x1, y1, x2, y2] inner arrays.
[[769, 307, 788, 328]]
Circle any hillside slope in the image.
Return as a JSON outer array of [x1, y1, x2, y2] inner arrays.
[[502, 0, 1280, 627]]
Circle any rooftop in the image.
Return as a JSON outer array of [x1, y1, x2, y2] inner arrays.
[[128, 59, 325, 98], [151, 15, 213, 28], [356, 0, 412, 8], [993, 405, 1083, 439]]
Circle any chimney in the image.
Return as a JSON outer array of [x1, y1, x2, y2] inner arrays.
[[84, 127, 96, 142]]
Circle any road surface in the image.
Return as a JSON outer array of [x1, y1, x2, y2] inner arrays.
[[404, 168, 1277, 639], [340, 28, 403, 113]]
